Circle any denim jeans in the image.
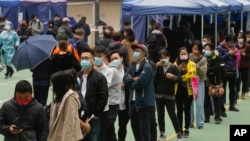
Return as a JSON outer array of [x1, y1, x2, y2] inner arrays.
[[190, 80, 205, 126], [84, 118, 100, 141]]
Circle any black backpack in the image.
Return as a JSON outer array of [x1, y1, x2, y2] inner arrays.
[[147, 33, 164, 53]]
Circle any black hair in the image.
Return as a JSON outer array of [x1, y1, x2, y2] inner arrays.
[[192, 40, 203, 53], [123, 20, 131, 26], [224, 34, 234, 42], [54, 14, 60, 17], [204, 43, 215, 50], [112, 31, 121, 41], [124, 28, 136, 42], [163, 19, 170, 27], [110, 49, 124, 59], [14, 80, 32, 94], [50, 71, 70, 103], [63, 68, 78, 90], [154, 23, 161, 30], [93, 45, 106, 54], [202, 34, 212, 40], [158, 49, 170, 58], [80, 48, 95, 57], [31, 14, 36, 19]]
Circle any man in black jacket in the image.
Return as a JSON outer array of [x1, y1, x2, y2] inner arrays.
[[0, 80, 47, 141], [78, 48, 109, 141]]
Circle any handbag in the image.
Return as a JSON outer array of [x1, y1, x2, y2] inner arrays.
[[208, 83, 224, 97], [191, 75, 199, 100]]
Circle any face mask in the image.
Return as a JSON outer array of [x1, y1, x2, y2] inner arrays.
[[180, 55, 188, 60], [15, 97, 32, 106], [204, 50, 212, 57], [94, 57, 103, 66], [133, 52, 140, 61], [112, 59, 121, 68], [80, 60, 91, 70], [238, 38, 244, 42], [247, 38, 250, 42], [5, 25, 10, 30], [202, 41, 206, 47], [161, 59, 169, 65]]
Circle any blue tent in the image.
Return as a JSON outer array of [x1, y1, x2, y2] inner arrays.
[[0, 0, 19, 7], [222, 0, 243, 11], [131, 0, 205, 15]]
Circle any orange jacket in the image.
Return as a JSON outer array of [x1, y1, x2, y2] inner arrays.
[[52, 45, 80, 62]]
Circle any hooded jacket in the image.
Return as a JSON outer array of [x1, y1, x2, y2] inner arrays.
[[0, 99, 47, 141]]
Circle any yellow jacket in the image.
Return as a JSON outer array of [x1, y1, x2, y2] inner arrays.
[[174, 60, 196, 96]]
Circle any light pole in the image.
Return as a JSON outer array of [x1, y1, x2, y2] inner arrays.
[[95, 0, 100, 42]]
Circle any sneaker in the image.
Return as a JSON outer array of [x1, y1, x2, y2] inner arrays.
[[204, 118, 210, 123], [183, 130, 189, 138], [229, 106, 239, 112], [215, 119, 221, 124], [198, 126, 203, 129], [177, 132, 183, 141], [221, 112, 227, 117], [159, 133, 166, 140]]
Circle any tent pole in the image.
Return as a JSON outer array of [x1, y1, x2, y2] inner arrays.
[[201, 15, 204, 39], [210, 14, 213, 24], [241, 11, 243, 31], [228, 11, 231, 35], [131, 16, 134, 30], [170, 15, 173, 30], [147, 15, 149, 36], [215, 14, 218, 46], [0, 7, 2, 16]]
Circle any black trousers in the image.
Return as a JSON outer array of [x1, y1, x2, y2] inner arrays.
[[117, 108, 130, 141], [100, 105, 119, 141], [222, 73, 237, 109], [33, 79, 50, 106], [156, 98, 181, 134], [129, 102, 157, 141], [236, 68, 250, 93], [176, 84, 193, 130]]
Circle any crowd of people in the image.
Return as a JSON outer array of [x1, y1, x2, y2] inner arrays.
[[0, 14, 250, 141]]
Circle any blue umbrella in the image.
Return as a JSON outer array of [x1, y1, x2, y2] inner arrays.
[[12, 35, 57, 71]]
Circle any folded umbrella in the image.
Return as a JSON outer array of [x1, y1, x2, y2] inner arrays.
[[12, 35, 57, 71]]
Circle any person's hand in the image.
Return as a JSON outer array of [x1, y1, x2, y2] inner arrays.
[[240, 49, 246, 56], [156, 61, 163, 67], [166, 73, 175, 79], [229, 49, 236, 55], [133, 77, 139, 81], [9, 125, 22, 135], [121, 83, 125, 90], [84, 120, 91, 134]]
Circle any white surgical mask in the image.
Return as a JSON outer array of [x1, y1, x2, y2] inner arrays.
[[180, 55, 188, 60]]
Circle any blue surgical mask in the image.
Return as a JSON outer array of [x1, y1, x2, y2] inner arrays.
[[112, 59, 121, 68], [204, 50, 212, 57], [94, 57, 103, 66], [133, 52, 140, 61], [80, 60, 91, 70]]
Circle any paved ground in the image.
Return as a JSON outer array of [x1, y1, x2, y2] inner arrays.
[[0, 68, 249, 141]]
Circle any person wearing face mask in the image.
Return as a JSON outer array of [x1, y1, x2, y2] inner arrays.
[[77, 48, 108, 141], [203, 44, 223, 124], [17, 20, 32, 43], [155, 49, 183, 141], [124, 43, 155, 141], [216, 34, 239, 115], [109, 50, 130, 141], [0, 80, 47, 141], [93, 45, 121, 141], [174, 47, 196, 138], [188, 41, 207, 129], [0, 25, 19, 79], [234, 32, 250, 99]]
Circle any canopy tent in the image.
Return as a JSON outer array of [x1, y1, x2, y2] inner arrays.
[[0, 0, 67, 30]]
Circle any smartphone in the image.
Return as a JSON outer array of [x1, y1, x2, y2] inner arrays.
[[12, 126, 21, 130]]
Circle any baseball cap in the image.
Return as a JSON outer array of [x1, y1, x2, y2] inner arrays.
[[131, 43, 148, 57]]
